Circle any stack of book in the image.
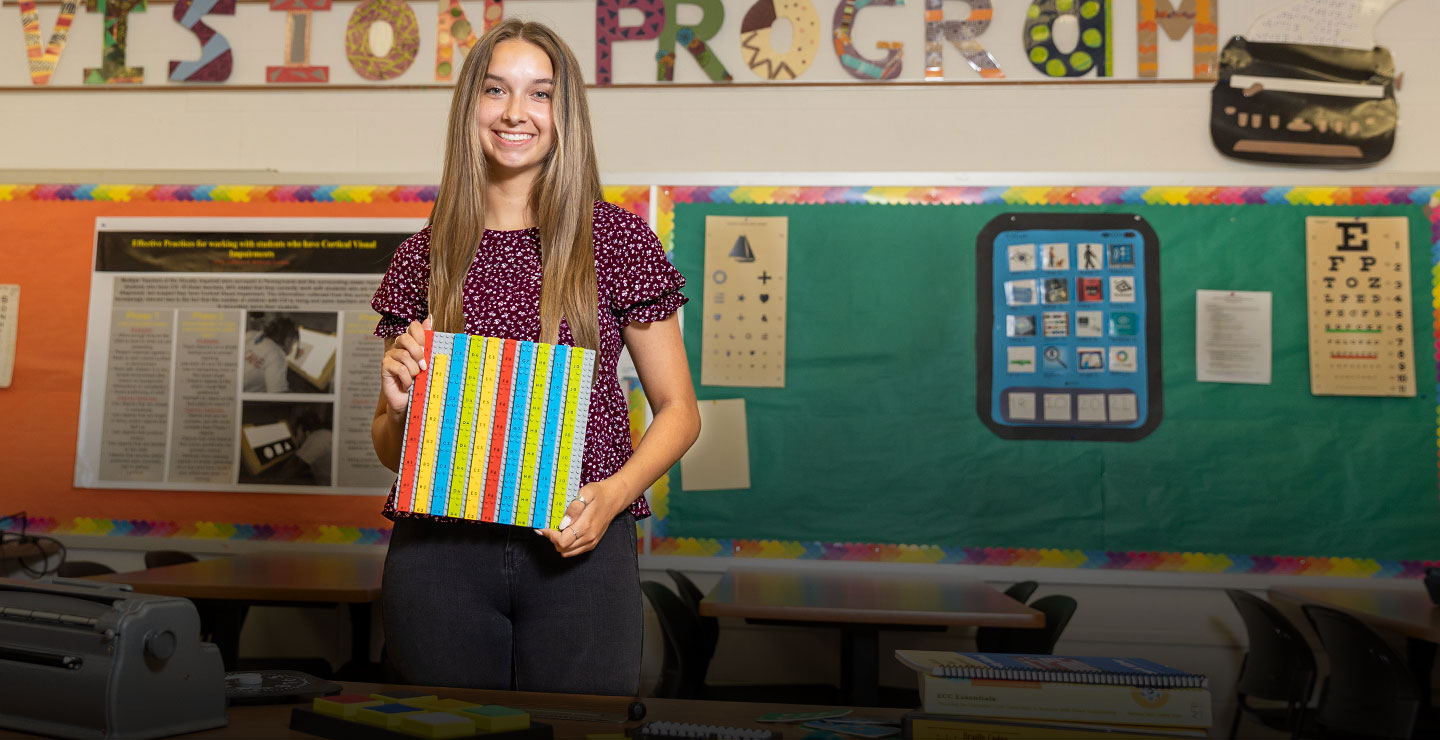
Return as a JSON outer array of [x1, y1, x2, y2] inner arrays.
[[894, 650, 1213, 739]]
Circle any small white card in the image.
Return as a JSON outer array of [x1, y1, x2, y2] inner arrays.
[[0, 284, 16, 389]]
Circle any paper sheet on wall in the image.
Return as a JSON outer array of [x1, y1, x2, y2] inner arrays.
[[1248, 0, 1403, 50], [1305, 216, 1414, 397], [1196, 290, 1272, 384], [681, 398, 750, 491], [702, 216, 788, 388], [0, 285, 17, 389]]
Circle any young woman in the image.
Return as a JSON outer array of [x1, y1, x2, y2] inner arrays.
[[369, 20, 700, 695]]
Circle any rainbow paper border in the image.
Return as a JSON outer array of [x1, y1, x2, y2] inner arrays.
[[648, 185, 1440, 578]]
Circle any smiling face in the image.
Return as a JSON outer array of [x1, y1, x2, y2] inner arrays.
[[475, 39, 557, 184]]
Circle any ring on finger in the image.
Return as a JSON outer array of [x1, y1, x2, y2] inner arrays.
[[571, 527, 581, 539], [576, 493, 588, 507]]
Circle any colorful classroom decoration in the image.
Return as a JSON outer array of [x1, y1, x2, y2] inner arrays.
[[1023, 0, 1112, 78], [738, 0, 819, 80], [393, 331, 597, 529], [1305, 216, 1414, 397], [167, 0, 235, 82], [924, 0, 1003, 80], [19, 0, 78, 85], [267, 0, 331, 83], [82, 0, 145, 84], [832, 0, 903, 80], [344, 0, 420, 81], [656, 0, 732, 82], [1136, 0, 1216, 79], [977, 212, 1162, 441]]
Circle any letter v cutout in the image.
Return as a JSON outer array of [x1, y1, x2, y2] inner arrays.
[[14, 0, 79, 84]]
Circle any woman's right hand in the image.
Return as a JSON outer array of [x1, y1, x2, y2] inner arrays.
[[380, 317, 430, 421]]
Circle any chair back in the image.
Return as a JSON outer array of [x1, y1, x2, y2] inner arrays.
[[56, 561, 116, 578], [1002, 580, 1038, 604], [1224, 589, 1316, 703], [666, 569, 720, 660], [1302, 604, 1419, 739], [976, 594, 1077, 655], [640, 581, 709, 699], [144, 550, 198, 569]]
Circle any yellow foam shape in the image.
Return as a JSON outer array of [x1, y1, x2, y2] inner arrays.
[[312, 695, 382, 719], [397, 711, 476, 739], [409, 697, 479, 712]]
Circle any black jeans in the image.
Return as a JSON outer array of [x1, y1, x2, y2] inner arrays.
[[381, 513, 642, 695]]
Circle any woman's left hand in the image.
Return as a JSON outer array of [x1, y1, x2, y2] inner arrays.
[[539, 480, 622, 558]]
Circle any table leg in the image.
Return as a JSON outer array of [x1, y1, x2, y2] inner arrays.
[[841, 625, 880, 707], [1407, 637, 1436, 710], [210, 602, 247, 671], [337, 602, 376, 681]]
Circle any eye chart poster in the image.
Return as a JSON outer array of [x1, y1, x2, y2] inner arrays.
[[702, 216, 788, 388], [1305, 216, 1414, 397]]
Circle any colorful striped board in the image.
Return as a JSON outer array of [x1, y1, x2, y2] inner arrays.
[[394, 331, 596, 528]]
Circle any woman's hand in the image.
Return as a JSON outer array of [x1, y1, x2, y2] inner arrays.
[[380, 317, 430, 421], [539, 480, 622, 558]]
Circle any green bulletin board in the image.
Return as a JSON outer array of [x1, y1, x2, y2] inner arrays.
[[660, 187, 1438, 567]]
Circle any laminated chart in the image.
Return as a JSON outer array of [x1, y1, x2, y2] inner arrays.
[[394, 331, 596, 528]]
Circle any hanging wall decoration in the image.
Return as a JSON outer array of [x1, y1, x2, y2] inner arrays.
[[267, 0, 330, 83], [1023, 0, 1112, 78], [82, 0, 145, 84], [1209, 37, 1397, 165], [832, 0, 902, 80], [345, 0, 420, 81], [738, 0, 819, 80], [594, 0, 665, 86], [1136, 0, 1216, 79], [168, 0, 235, 82], [18, 0, 77, 85], [924, 0, 1003, 80]]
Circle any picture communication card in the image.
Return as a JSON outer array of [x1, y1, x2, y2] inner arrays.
[[976, 213, 1163, 442], [1305, 216, 1414, 397], [394, 331, 596, 528]]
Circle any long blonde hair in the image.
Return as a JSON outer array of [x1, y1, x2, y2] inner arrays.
[[429, 19, 602, 349]]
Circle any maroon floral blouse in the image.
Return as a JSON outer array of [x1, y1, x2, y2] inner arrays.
[[371, 201, 687, 522]]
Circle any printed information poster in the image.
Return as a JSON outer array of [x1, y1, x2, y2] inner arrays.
[[701, 216, 788, 388], [75, 217, 424, 494], [1196, 289, 1272, 384], [1304, 216, 1415, 397]]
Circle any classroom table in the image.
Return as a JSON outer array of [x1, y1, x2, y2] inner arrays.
[[86, 551, 384, 678], [1269, 583, 1440, 708], [0, 681, 908, 739], [700, 566, 1045, 707]]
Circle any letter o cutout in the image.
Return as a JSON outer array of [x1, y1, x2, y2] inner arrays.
[[346, 0, 421, 81], [739, 0, 820, 80]]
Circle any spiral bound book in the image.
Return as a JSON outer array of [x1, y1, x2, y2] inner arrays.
[[394, 330, 596, 529], [895, 650, 1208, 689]]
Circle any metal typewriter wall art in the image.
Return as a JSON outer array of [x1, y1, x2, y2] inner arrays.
[[1210, 36, 1397, 166]]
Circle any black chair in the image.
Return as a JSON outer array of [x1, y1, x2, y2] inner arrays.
[[1002, 580, 1039, 605], [1303, 604, 1421, 740], [1223, 589, 1316, 739], [666, 569, 720, 661], [975, 594, 1077, 655], [641, 580, 841, 704], [56, 560, 116, 577]]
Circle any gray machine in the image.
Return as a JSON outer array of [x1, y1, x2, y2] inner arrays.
[[0, 576, 228, 738]]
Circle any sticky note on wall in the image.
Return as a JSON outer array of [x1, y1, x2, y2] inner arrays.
[[681, 399, 750, 491]]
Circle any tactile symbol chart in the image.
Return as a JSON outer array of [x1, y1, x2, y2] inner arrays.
[[1305, 216, 1414, 397], [394, 331, 597, 528], [702, 216, 789, 388]]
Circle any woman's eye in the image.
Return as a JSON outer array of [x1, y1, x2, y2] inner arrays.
[[533, 90, 551, 100], [485, 86, 503, 95]]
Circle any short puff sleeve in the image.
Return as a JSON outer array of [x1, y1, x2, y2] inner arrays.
[[601, 205, 688, 327], [371, 227, 432, 339]]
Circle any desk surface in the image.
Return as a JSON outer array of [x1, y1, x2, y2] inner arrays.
[[700, 567, 1044, 627], [1269, 584, 1440, 643], [87, 552, 384, 603], [0, 682, 905, 739]]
